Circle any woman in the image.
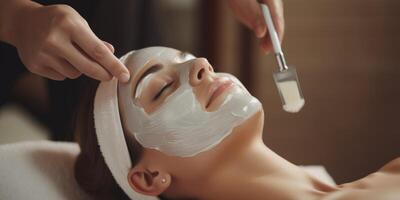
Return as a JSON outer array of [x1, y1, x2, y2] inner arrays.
[[74, 47, 400, 200]]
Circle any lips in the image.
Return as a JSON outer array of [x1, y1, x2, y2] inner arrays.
[[206, 78, 234, 109]]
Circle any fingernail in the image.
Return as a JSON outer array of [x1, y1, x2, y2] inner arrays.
[[119, 73, 130, 83], [255, 21, 265, 38], [103, 41, 115, 53], [109, 44, 115, 53], [256, 26, 264, 38]]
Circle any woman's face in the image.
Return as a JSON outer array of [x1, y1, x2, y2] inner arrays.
[[118, 47, 262, 158], [118, 47, 264, 196], [124, 48, 238, 114]]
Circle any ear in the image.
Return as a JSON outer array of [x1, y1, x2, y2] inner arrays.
[[127, 164, 171, 196]]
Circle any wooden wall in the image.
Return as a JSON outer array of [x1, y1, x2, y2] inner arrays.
[[210, 0, 400, 183]]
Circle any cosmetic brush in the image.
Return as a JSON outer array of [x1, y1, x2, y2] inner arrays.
[[260, 3, 305, 113]]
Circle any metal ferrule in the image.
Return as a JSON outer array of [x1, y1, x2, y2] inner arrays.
[[276, 52, 288, 71]]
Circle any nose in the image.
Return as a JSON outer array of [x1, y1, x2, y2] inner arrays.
[[189, 58, 214, 86]]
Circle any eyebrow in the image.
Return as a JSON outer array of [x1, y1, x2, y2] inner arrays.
[[133, 51, 186, 97], [134, 64, 162, 96]]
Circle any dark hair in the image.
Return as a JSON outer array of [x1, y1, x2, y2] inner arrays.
[[73, 78, 144, 200]]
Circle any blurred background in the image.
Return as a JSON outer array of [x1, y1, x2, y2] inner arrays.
[[0, 0, 399, 185]]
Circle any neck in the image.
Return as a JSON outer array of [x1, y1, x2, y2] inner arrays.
[[194, 112, 336, 200], [197, 143, 283, 199]]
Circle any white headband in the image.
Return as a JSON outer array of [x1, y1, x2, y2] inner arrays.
[[93, 48, 261, 199], [93, 77, 159, 200]]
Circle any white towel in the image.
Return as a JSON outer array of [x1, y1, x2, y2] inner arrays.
[[0, 140, 91, 200], [0, 141, 336, 199]]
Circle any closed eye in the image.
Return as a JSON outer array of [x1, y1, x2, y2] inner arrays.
[[153, 81, 174, 100]]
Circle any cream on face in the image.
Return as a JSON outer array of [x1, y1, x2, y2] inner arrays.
[[118, 47, 262, 157]]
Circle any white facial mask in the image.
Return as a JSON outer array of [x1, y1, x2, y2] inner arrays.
[[119, 63, 261, 157]]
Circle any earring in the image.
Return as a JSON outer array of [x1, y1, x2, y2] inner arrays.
[[161, 178, 167, 183]]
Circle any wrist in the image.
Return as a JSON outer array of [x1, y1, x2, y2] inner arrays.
[[0, 0, 41, 45]]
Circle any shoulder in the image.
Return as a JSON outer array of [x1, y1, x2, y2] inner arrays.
[[321, 189, 400, 200], [379, 157, 400, 174], [320, 157, 400, 200]]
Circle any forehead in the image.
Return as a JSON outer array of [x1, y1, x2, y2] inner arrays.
[[121, 47, 182, 78]]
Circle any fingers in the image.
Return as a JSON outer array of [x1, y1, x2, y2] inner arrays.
[[260, 35, 273, 54], [33, 65, 66, 81], [42, 67, 66, 81], [227, 0, 264, 34], [227, 0, 285, 54], [258, 0, 285, 53], [71, 27, 130, 82], [264, 0, 285, 42], [61, 42, 113, 81], [103, 41, 115, 53], [44, 55, 82, 79]]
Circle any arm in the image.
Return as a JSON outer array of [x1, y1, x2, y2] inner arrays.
[[0, 0, 130, 82]]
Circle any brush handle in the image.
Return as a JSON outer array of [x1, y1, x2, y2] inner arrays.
[[261, 3, 288, 71], [260, 4, 281, 54], [276, 52, 288, 71]]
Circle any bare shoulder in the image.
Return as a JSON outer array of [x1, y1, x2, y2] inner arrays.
[[379, 157, 400, 174], [321, 189, 400, 200], [320, 158, 400, 200]]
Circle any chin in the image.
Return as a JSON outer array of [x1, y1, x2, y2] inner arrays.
[[244, 109, 264, 130], [211, 109, 264, 158], [233, 109, 264, 139]]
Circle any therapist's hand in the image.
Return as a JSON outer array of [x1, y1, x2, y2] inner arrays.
[[8, 3, 130, 81], [227, 0, 284, 54]]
